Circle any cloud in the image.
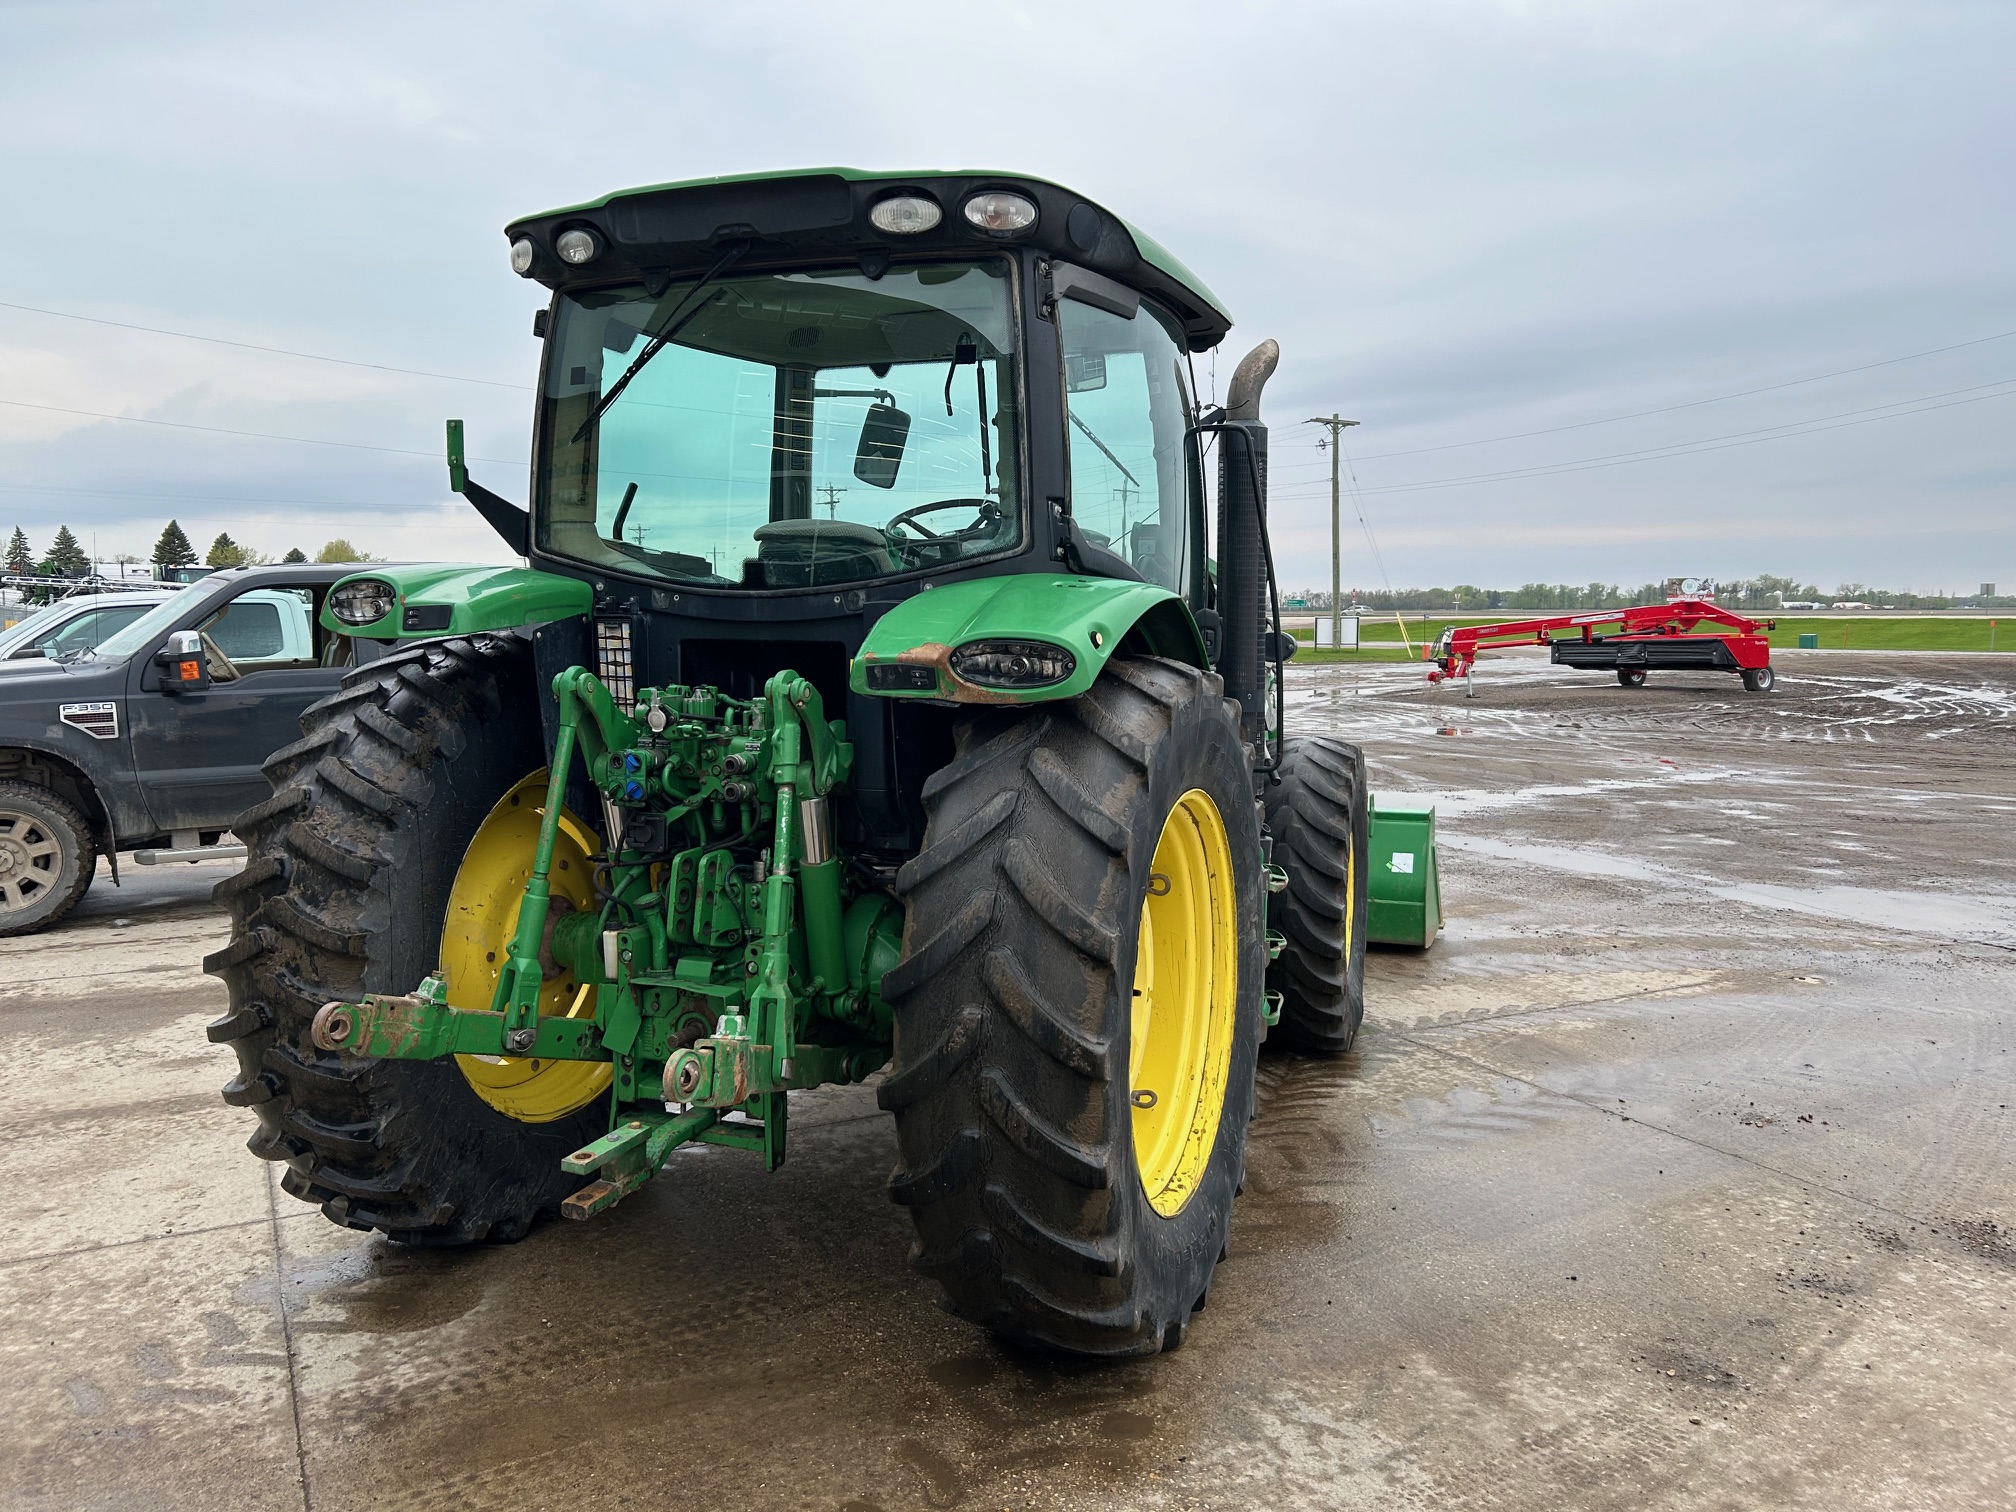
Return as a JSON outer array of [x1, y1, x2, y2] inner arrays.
[[0, 0, 2008, 589]]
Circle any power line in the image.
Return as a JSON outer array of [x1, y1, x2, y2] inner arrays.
[[0, 300, 530, 390], [1266, 324, 2016, 469], [0, 480, 463, 514], [1270, 377, 2016, 500], [0, 396, 524, 467]]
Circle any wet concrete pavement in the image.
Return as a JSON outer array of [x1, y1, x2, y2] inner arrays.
[[2, 650, 2011, 1510]]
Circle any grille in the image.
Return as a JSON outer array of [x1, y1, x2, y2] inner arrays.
[[595, 617, 635, 707]]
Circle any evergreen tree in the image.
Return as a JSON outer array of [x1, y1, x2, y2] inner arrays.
[[4, 528, 31, 576], [46, 526, 90, 575], [152, 520, 197, 569], [281, 547, 307, 564], [205, 532, 245, 568]]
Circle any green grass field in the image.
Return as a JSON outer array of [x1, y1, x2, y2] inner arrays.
[[1284, 614, 2010, 664]]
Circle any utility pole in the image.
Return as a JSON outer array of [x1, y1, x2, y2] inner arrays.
[[817, 484, 848, 519], [1113, 481, 1138, 543], [1305, 414, 1359, 649]]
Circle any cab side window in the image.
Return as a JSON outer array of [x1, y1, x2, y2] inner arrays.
[[1057, 297, 1195, 594]]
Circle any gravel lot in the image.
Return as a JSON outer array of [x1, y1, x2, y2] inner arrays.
[[3, 649, 2011, 1511]]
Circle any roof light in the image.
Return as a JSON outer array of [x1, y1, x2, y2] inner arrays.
[[509, 237, 536, 275], [963, 191, 1037, 234], [330, 579, 397, 626], [950, 639, 1075, 689], [869, 195, 942, 235], [555, 227, 602, 265]]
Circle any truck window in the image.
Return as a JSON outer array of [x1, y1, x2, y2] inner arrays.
[[197, 587, 316, 672], [39, 603, 153, 659]]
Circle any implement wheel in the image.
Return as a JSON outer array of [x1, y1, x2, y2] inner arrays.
[[1617, 668, 1646, 688], [206, 636, 608, 1244], [1741, 665, 1775, 693], [1263, 737, 1370, 1055], [884, 658, 1264, 1356]]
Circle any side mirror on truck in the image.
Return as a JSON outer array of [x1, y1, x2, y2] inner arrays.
[[155, 630, 211, 693]]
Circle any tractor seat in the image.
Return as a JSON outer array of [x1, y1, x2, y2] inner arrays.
[[753, 519, 897, 587]]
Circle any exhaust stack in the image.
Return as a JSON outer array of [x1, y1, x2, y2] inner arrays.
[[1215, 339, 1278, 741]]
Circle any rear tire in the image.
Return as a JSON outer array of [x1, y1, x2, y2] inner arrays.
[[0, 779, 95, 937], [1741, 665, 1775, 693], [884, 658, 1265, 1356], [205, 635, 607, 1244], [1263, 738, 1370, 1056], [1617, 668, 1646, 688]]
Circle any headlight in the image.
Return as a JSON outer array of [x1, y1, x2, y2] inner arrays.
[[330, 579, 397, 626], [963, 191, 1037, 234], [509, 237, 536, 275], [869, 195, 943, 235], [555, 227, 602, 265], [950, 639, 1075, 688]]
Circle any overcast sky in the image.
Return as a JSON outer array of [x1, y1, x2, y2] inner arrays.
[[2, 0, 2009, 593]]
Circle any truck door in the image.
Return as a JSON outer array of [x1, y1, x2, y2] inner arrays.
[[126, 583, 349, 832]]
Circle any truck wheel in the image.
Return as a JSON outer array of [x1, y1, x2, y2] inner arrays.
[[883, 659, 1265, 1356], [0, 779, 96, 937], [206, 635, 609, 1244], [1741, 666, 1775, 693], [1617, 668, 1646, 688], [1263, 737, 1370, 1056]]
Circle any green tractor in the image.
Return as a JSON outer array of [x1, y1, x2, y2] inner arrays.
[[207, 168, 1398, 1357]]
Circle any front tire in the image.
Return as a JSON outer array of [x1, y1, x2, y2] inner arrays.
[[0, 779, 95, 937], [205, 635, 608, 1244], [884, 659, 1265, 1356]]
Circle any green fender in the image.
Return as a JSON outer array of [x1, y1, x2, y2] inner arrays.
[[320, 564, 592, 641], [850, 572, 1209, 704]]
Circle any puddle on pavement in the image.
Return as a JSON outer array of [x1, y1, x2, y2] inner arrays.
[[1436, 833, 2016, 945], [1707, 882, 2016, 945], [256, 1237, 488, 1335]]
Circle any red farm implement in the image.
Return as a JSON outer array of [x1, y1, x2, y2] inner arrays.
[[1427, 599, 1777, 697]]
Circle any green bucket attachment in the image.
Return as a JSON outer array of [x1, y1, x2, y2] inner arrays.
[[1367, 795, 1442, 948]]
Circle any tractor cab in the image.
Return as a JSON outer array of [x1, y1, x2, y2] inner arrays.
[[504, 170, 1230, 603]]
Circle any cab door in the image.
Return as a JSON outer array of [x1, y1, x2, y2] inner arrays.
[[126, 582, 349, 832]]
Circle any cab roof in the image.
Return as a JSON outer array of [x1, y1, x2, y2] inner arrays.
[[507, 167, 1233, 352]]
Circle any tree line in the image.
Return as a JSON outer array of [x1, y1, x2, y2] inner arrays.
[[4, 520, 374, 580]]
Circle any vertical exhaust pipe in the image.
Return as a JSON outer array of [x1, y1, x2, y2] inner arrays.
[[1216, 339, 1278, 743]]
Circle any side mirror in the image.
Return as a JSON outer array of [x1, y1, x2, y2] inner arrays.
[[156, 630, 210, 693], [854, 402, 913, 490]]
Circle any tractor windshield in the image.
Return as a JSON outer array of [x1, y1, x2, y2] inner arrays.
[[537, 259, 1022, 590]]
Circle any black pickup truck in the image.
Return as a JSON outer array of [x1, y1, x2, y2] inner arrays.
[[0, 564, 374, 934]]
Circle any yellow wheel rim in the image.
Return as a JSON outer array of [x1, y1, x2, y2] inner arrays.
[[442, 771, 610, 1123], [1129, 788, 1240, 1218]]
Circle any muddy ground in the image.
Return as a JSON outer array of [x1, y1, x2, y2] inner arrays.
[[2, 649, 2011, 1511]]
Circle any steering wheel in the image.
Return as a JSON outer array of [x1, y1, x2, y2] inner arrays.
[[886, 498, 996, 541]]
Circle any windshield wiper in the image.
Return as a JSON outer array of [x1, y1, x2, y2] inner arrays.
[[570, 238, 751, 444]]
